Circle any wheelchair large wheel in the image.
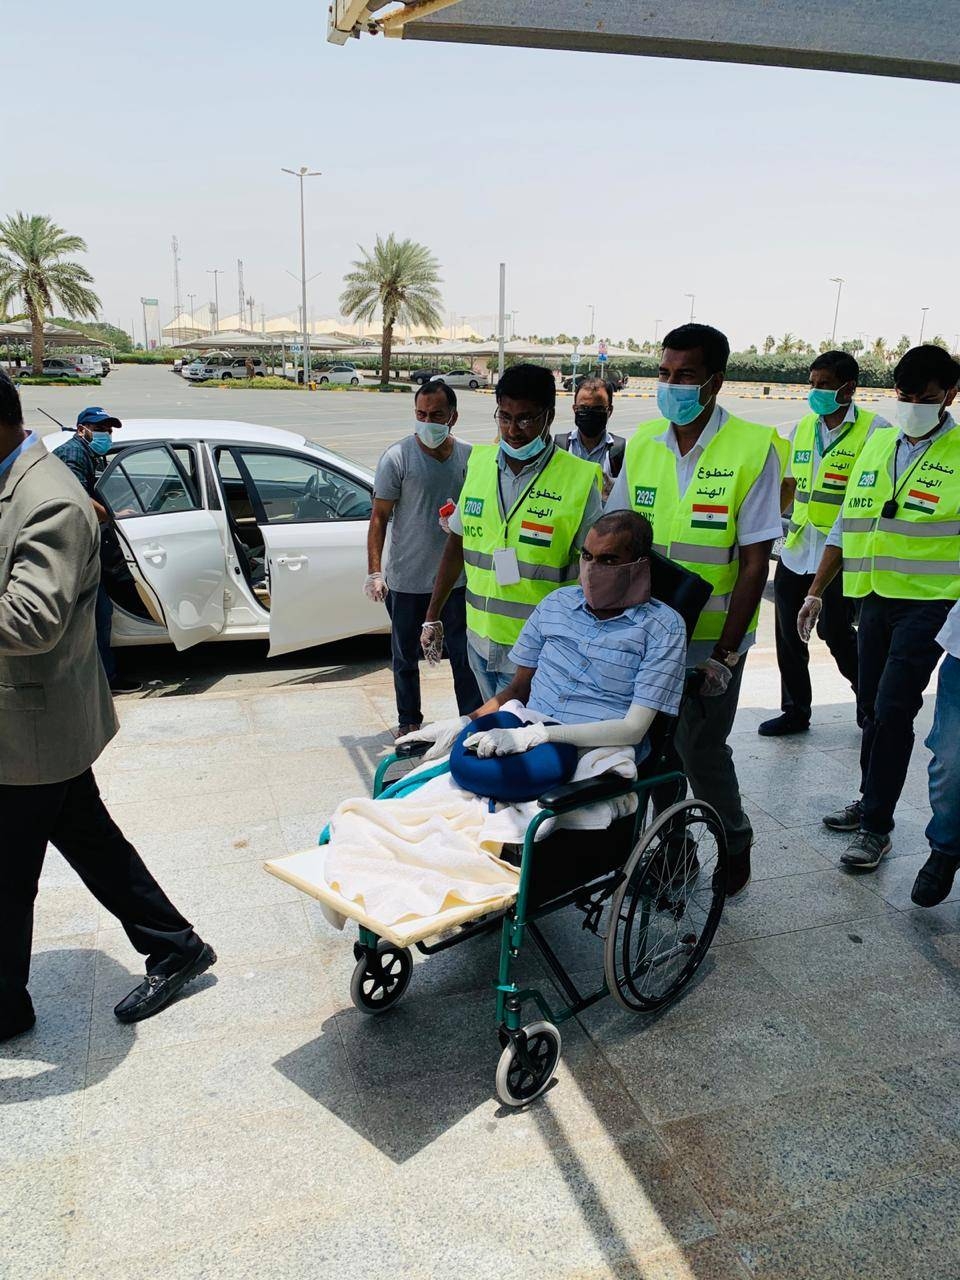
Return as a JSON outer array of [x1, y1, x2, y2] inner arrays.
[[604, 799, 725, 1013], [495, 1021, 561, 1108], [350, 943, 412, 1015]]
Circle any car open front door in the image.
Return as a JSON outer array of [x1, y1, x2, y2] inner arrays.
[[96, 443, 228, 650], [227, 445, 383, 657]]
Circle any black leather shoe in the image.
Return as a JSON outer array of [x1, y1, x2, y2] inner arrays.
[[726, 849, 751, 898], [758, 713, 810, 737], [0, 1004, 36, 1042], [114, 943, 216, 1023], [911, 852, 960, 908]]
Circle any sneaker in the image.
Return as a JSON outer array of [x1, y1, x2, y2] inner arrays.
[[823, 799, 864, 832], [911, 851, 960, 908], [114, 943, 216, 1023], [840, 830, 891, 871], [110, 676, 143, 695], [758, 713, 810, 737]]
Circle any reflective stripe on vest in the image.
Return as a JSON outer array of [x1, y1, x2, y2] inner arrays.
[[623, 414, 774, 642], [784, 408, 876, 549], [840, 425, 960, 601], [460, 444, 602, 647]]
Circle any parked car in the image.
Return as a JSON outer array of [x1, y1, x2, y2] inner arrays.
[[561, 368, 627, 393], [99, 356, 111, 376], [42, 420, 386, 657], [69, 354, 105, 378], [431, 369, 483, 390], [39, 357, 86, 378], [314, 362, 361, 385], [184, 355, 266, 381], [409, 368, 441, 384]]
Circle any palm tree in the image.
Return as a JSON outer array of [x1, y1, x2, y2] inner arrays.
[[339, 234, 442, 386], [763, 334, 775, 355], [872, 337, 887, 362], [0, 213, 100, 372]]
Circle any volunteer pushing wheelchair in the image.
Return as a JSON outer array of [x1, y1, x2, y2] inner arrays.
[[266, 510, 729, 1106]]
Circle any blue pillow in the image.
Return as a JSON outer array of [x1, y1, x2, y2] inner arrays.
[[449, 711, 578, 803]]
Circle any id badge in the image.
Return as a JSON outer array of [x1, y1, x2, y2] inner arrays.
[[493, 547, 521, 586]]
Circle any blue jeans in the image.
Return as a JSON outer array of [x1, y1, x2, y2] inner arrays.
[[926, 654, 960, 859], [95, 585, 117, 683], [466, 638, 515, 705]]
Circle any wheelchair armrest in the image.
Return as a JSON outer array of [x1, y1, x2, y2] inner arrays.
[[538, 773, 635, 814], [394, 739, 430, 761]]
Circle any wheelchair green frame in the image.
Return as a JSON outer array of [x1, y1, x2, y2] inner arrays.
[[364, 752, 688, 1037]]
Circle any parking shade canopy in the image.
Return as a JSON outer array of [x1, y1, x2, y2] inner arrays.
[[329, 0, 960, 84], [0, 320, 110, 348], [177, 330, 357, 352]]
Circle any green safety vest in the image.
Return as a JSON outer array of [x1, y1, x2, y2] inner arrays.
[[772, 432, 790, 481], [784, 407, 877, 548], [460, 444, 602, 646], [841, 424, 960, 601], [623, 414, 774, 642]]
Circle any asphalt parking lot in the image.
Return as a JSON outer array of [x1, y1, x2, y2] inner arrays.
[[20, 363, 826, 472]]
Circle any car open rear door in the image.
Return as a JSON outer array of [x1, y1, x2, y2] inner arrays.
[[96, 443, 228, 650]]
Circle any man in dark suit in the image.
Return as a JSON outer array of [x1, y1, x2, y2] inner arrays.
[[553, 376, 626, 500], [0, 371, 215, 1042]]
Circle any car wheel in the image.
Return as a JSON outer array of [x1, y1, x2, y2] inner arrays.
[[255, 371, 264, 377], [350, 377, 359, 384], [469, 379, 478, 389], [319, 376, 329, 384], [222, 372, 232, 379]]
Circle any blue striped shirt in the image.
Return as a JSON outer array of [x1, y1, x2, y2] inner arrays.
[[508, 586, 688, 741]]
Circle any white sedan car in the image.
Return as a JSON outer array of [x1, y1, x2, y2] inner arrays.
[[43, 420, 387, 657], [431, 369, 484, 390]]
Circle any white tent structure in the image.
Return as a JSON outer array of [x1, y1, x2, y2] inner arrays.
[[178, 330, 356, 352], [0, 320, 110, 348]]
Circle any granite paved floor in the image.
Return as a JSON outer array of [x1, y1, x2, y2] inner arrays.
[[3, 629, 956, 1280]]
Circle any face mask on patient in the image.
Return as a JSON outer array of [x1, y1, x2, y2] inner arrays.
[[580, 557, 651, 613]]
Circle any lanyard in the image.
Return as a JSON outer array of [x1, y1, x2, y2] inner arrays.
[[814, 413, 856, 462], [495, 443, 555, 529], [884, 438, 934, 517]]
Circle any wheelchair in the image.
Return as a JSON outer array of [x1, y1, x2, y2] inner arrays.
[[340, 553, 728, 1107]]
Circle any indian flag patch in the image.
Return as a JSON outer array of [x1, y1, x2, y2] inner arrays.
[[519, 519, 554, 546], [822, 471, 849, 491], [903, 488, 940, 514], [691, 503, 729, 530]]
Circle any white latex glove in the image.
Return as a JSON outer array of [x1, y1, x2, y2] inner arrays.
[[797, 595, 823, 643], [439, 498, 455, 534], [463, 722, 549, 758], [395, 715, 468, 761], [363, 571, 388, 604], [420, 620, 444, 666], [698, 657, 732, 697]]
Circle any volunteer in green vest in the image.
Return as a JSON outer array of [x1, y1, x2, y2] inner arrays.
[[759, 352, 890, 736], [607, 323, 782, 896], [800, 344, 960, 872], [417, 363, 603, 723]]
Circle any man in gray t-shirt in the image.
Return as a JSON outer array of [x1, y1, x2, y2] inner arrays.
[[366, 381, 482, 735]]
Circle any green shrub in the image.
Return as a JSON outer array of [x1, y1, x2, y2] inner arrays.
[[15, 375, 101, 386], [190, 376, 411, 393]]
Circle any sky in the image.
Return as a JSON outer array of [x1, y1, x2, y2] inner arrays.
[[2, 1, 958, 351]]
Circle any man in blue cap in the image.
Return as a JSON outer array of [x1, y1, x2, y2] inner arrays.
[[53, 408, 141, 694]]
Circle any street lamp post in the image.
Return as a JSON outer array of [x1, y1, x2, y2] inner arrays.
[[186, 293, 196, 329], [282, 165, 321, 384], [829, 277, 844, 343], [684, 293, 695, 322], [587, 304, 595, 343], [654, 318, 662, 344], [206, 270, 222, 333], [919, 307, 930, 345]]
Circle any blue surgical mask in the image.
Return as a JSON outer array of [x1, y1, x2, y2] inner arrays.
[[87, 431, 112, 455], [499, 432, 548, 462], [808, 387, 849, 417], [656, 379, 713, 427], [415, 420, 450, 449]]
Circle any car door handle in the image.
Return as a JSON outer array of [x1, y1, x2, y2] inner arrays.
[[143, 543, 167, 566], [276, 554, 308, 569]]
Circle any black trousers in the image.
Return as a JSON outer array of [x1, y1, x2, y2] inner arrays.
[[857, 593, 953, 835], [0, 768, 202, 1021], [773, 559, 859, 720], [385, 585, 482, 729]]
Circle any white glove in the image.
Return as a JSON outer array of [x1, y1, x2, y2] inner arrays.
[[698, 657, 732, 697], [439, 498, 455, 534], [395, 715, 468, 761], [420, 620, 444, 666], [797, 595, 823, 643], [463, 722, 549, 758], [363, 572, 388, 603]]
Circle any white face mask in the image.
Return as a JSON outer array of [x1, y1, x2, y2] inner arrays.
[[889, 398, 945, 439], [415, 419, 450, 449]]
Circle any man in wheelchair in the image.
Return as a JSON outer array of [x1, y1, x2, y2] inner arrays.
[[398, 510, 688, 768]]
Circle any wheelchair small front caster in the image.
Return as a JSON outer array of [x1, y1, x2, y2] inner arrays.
[[495, 1021, 561, 1107], [349, 943, 412, 1015]]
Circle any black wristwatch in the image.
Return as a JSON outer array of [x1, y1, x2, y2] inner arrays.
[[711, 644, 741, 669]]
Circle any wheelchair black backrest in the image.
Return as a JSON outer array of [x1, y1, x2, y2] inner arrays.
[[648, 550, 712, 644]]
